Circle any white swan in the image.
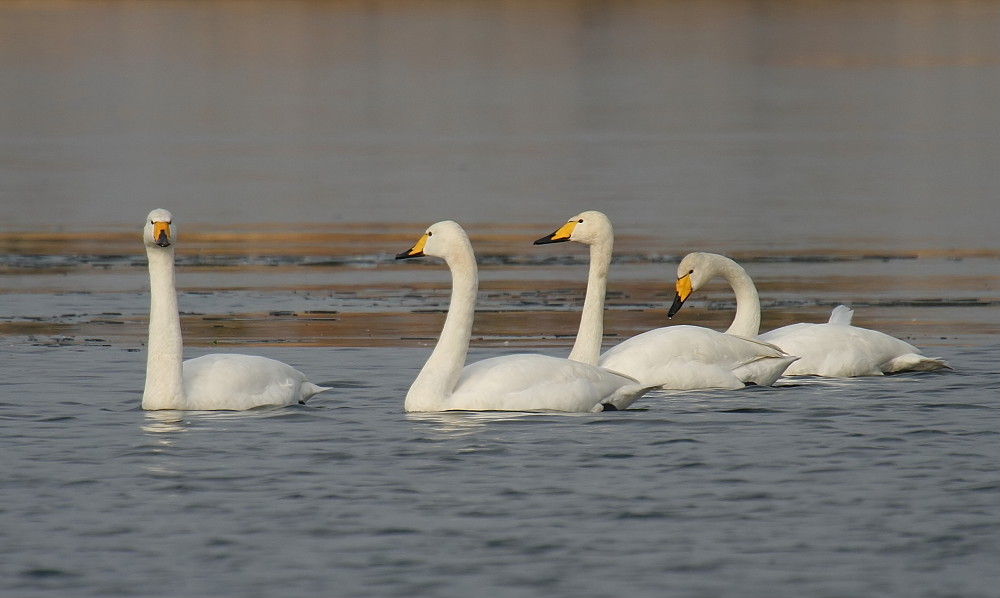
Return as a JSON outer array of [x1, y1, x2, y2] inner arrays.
[[534, 211, 797, 390], [396, 220, 652, 412], [141, 209, 329, 410], [669, 252, 951, 377]]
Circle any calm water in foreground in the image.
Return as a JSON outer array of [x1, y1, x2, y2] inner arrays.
[[2, 1, 999, 597], [1, 342, 997, 598]]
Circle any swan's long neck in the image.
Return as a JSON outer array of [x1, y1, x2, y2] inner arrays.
[[718, 258, 761, 337], [142, 246, 186, 410], [569, 236, 612, 365], [406, 247, 478, 410]]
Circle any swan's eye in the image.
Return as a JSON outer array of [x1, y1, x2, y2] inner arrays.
[[426, 231, 432, 236], [688, 269, 694, 275], [577, 219, 584, 223]]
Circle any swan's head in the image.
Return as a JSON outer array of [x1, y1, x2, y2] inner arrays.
[[667, 251, 743, 318], [534, 210, 613, 247], [144, 209, 175, 249], [669, 252, 731, 317], [396, 220, 471, 262]]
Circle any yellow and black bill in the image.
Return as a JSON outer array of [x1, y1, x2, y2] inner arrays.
[[533, 219, 578, 245], [667, 272, 693, 318], [396, 232, 429, 260]]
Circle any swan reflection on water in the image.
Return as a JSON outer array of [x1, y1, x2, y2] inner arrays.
[[139, 405, 293, 444], [406, 409, 601, 437], [141, 410, 187, 440]]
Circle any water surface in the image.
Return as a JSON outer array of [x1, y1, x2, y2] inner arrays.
[[1, 2, 998, 597]]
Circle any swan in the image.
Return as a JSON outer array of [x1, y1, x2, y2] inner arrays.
[[141, 209, 329, 410], [395, 220, 652, 412], [668, 252, 951, 377], [534, 211, 797, 390]]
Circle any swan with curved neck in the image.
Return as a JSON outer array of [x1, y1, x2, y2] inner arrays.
[[396, 220, 652, 412], [535, 211, 797, 390], [669, 252, 951, 377], [142, 209, 328, 410], [534, 211, 613, 365]]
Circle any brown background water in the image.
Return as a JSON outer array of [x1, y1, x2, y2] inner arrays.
[[1, 0, 997, 241], [1, 0, 996, 348], [0, 2, 998, 597]]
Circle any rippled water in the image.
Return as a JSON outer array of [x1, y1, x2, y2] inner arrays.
[[2, 343, 998, 598], [2, 1, 998, 597]]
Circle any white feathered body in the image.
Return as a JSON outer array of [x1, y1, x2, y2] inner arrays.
[[141, 208, 328, 411], [534, 212, 796, 391], [599, 325, 798, 390], [674, 254, 951, 378], [405, 353, 648, 413], [759, 307, 950, 377], [176, 354, 327, 410], [399, 220, 653, 413]]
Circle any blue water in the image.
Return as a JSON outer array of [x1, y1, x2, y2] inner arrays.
[[1, 342, 997, 598]]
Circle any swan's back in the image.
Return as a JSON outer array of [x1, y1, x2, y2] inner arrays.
[[760, 322, 949, 377], [406, 353, 649, 412], [182, 354, 329, 410], [599, 325, 796, 390]]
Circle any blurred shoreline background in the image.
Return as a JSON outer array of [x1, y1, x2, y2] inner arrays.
[[1, 0, 997, 347]]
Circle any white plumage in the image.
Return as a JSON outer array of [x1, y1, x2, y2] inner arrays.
[[534, 211, 797, 390], [599, 325, 797, 389], [141, 209, 328, 410], [396, 220, 651, 412], [670, 252, 951, 377]]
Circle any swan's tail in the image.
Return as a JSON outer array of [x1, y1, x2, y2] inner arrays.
[[299, 383, 332, 404], [726, 336, 799, 387], [883, 354, 952, 374], [599, 383, 660, 412], [734, 354, 800, 387], [828, 305, 854, 325]]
